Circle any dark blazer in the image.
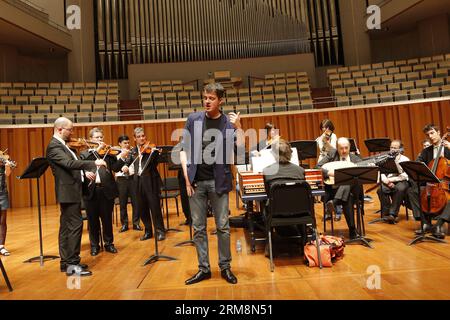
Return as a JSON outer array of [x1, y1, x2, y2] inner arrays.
[[263, 162, 305, 192], [132, 147, 163, 192], [182, 112, 237, 194], [80, 150, 125, 201], [46, 137, 96, 204], [417, 145, 450, 164]]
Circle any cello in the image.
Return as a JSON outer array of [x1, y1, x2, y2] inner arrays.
[[420, 127, 450, 215]]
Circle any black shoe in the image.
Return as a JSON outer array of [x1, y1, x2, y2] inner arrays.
[[349, 228, 359, 240], [221, 269, 238, 285], [432, 225, 446, 239], [185, 270, 212, 285], [140, 231, 153, 241], [66, 265, 92, 277], [157, 232, 166, 241], [90, 247, 100, 256], [415, 223, 432, 235], [61, 263, 88, 273], [119, 225, 129, 233], [104, 244, 118, 254], [334, 215, 342, 222], [385, 214, 396, 224], [133, 225, 143, 231]]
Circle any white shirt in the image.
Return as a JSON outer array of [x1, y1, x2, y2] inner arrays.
[[340, 154, 350, 162], [53, 135, 84, 182], [433, 145, 444, 159], [317, 133, 337, 162], [116, 153, 134, 177], [381, 154, 410, 183]]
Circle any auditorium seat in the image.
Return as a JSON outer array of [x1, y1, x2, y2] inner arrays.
[[143, 110, 156, 120], [301, 99, 313, 110], [46, 113, 59, 124], [336, 96, 349, 107], [76, 113, 91, 123], [0, 114, 13, 124], [91, 112, 104, 122], [380, 92, 394, 103], [8, 105, 21, 114], [52, 104, 65, 114], [274, 101, 287, 112], [235, 105, 248, 115], [65, 104, 78, 113], [15, 114, 29, 125], [394, 90, 409, 102], [22, 105, 36, 114], [425, 87, 440, 98], [351, 95, 364, 106], [261, 102, 274, 113], [365, 93, 379, 104]]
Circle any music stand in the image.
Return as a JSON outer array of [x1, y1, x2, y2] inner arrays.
[[365, 138, 391, 153], [399, 161, 446, 246], [368, 158, 400, 225], [158, 146, 181, 233], [289, 140, 317, 168], [18, 158, 59, 266], [168, 148, 195, 248], [334, 166, 379, 248], [0, 259, 12, 292], [348, 139, 358, 154]]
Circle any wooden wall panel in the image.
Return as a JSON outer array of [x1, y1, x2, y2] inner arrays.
[[0, 100, 449, 208]]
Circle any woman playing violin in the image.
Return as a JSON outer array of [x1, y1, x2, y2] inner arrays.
[[79, 128, 129, 256], [0, 151, 15, 256]]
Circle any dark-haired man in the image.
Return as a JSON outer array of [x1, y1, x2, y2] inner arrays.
[[408, 124, 450, 238], [180, 83, 244, 285]]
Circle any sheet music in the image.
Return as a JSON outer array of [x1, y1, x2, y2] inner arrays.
[[251, 147, 300, 173]]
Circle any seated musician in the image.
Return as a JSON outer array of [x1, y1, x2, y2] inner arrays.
[[317, 138, 362, 240], [376, 140, 410, 224], [408, 124, 450, 239], [262, 139, 306, 248]]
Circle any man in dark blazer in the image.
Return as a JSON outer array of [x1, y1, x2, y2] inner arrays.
[[407, 124, 450, 238], [80, 128, 128, 256], [46, 117, 106, 277], [317, 137, 362, 240], [132, 127, 166, 242]]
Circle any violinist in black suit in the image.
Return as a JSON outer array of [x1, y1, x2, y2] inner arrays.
[[317, 137, 362, 240], [46, 118, 107, 276], [132, 127, 165, 241], [80, 128, 129, 256], [408, 124, 450, 239]]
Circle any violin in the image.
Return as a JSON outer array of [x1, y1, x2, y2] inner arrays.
[[67, 138, 100, 149], [420, 127, 450, 215], [138, 143, 161, 154], [97, 145, 123, 156], [0, 150, 17, 169]]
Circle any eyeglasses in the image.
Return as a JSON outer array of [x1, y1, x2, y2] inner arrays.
[[62, 127, 74, 132]]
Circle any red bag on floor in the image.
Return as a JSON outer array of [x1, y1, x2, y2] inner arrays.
[[304, 235, 345, 268]]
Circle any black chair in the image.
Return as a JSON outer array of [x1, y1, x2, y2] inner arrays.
[[264, 180, 322, 272], [160, 177, 180, 232]]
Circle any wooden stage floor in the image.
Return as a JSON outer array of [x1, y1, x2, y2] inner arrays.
[[1, 191, 450, 300]]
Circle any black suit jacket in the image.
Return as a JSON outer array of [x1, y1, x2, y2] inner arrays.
[[263, 162, 305, 192], [417, 145, 450, 164], [80, 150, 125, 201], [46, 137, 97, 204], [317, 149, 362, 169], [132, 147, 163, 192]]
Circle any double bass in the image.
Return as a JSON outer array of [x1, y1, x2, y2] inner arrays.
[[420, 127, 450, 215]]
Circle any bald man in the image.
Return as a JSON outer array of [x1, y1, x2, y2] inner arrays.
[[46, 118, 106, 277], [317, 138, 362, 240]]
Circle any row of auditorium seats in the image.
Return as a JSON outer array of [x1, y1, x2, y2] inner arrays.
[[0, 95, 119, 105], [336, 85, 450, 107], [334, 79, 450, 96], [0, 82, 118, 90], [0, 88, 118, 97], [327, 54, 450, 75], [142, 100, 313, 120], [0, 111, 119, 125], [0, 103, 118, 114]]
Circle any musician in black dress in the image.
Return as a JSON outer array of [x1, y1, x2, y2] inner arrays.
[[80, 128, 129, 256], [0, 157, 13, 256], [317, 138, 362, 240], [407, 124, 450, 239]]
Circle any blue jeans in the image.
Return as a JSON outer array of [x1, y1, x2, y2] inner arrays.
[[189, 180, 231, 273]]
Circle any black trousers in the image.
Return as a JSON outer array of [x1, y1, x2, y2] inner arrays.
[[116, 176, 139, 226], [177, 170, 191, 223], [59, 202, 83, 266], [325, 185, 359, 231], [377, 181, 409, 217], [136, 176, 165, 235], [85, 186, 114, 248]]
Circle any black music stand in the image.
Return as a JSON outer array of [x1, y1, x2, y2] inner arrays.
[[334, 166, 379, 248], [369, 158, 400, 225], [18, 158, 59, 266], [289, 140, 317, 168], [0, 259, 12, 292], [168, 148, 195, 248], [365, 138, 391, 153], [399, 161, 446, 246], [158, 146, 181, 233], [348, 139, 359, 154]]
